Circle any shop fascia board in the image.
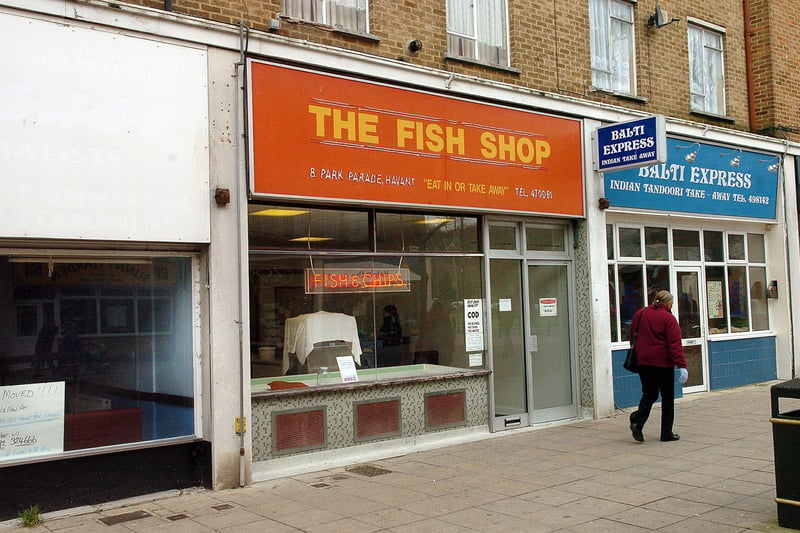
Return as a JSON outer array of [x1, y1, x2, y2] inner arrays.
[[10, 0, 799, 158]]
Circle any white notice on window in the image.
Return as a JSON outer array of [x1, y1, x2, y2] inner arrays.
[[499, 298, 512, 312], [336, 356, 359, 383], [464, 298, 485, 352], [0, 381, 65, 462], [468, 353, 483, 367], [707, 281, 724, 319], [539, 297, 557, 316]]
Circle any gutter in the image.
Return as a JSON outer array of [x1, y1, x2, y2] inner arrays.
[[743, 0, 757, 131]]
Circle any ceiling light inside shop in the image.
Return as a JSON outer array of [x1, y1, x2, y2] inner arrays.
[[415, 217, 454, 225], [290, 236, 332, 242], [251, 208, 309, 217]]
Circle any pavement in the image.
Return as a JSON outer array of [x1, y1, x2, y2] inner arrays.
[[3, 381, 797, 532]]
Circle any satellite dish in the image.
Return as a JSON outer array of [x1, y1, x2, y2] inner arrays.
[[648, 3, 680, 28], [653, 5, 665, 27]]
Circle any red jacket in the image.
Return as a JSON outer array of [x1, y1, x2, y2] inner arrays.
[[630, 304, 687, 369]]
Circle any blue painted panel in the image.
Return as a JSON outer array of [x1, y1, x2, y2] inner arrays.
[[613, 337, 776, 408], [708, 336, 776, 389], [612, 348, 683, 409]]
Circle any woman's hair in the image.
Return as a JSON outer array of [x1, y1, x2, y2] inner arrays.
[[652, 290, 673, 307], [384, 304, 398, 317]]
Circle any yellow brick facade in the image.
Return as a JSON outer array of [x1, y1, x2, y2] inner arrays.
[[123, 0, 799, 142]]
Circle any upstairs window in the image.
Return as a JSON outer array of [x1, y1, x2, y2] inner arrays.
[[589, 0, 636, 95], [282, 0, 368, 33], [688, 22, 726, 115], [447, 0, 509, 67]]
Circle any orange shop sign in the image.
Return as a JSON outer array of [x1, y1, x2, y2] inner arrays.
[[304, 268, 411, 294], [248, 61, 584, 216]]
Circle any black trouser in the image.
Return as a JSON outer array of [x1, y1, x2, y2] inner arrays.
[[630, 365, 675, 438]]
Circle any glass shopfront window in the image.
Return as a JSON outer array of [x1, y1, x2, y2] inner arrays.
[[607, 224, 770, 342], [248, 205, 483, 385], [0, 255, 196, 463]]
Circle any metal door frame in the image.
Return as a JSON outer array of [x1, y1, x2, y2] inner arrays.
[[527, 259, 579, 423], [673, 265, 709, 393], [484, 218, 578, 431]]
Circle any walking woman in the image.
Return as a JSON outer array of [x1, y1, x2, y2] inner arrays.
[[629, 290, 689, 443]]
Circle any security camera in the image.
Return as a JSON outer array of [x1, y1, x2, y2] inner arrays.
[[407, 39, 423, 53]]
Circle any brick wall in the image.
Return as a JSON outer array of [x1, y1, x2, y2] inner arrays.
[[750, 0, 800, 141], [122, 0, 798, 141]]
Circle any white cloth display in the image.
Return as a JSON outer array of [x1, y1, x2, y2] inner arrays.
[[282, 311, 362, 373]]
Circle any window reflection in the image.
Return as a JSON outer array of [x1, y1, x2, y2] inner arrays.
[[527, 227, 565, 252], [728, 266, 749, 331], [646, 265, 670, 303], [673, 229, 700, 261], [747, 233, 765, 263], [608, 266, 618, 341], [248, 205, 370, 250], [728, 234, 746, 261], [618, 227, 641, 257], [248, 254, 483, 379], [376, 213, 479, 252], [750, 266, 769, 330], [1, 256, 195, 459], [248, 208, 485, 387], [608, 224, 770, 342], [489, 225, 517, 251], [644, 227, 668, 260], [617, 264, 643, 341], [704, 230, 724, 262]]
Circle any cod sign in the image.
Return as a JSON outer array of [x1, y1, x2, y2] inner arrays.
[[594, 115, 667, 172], [305, 268, 411, 294]]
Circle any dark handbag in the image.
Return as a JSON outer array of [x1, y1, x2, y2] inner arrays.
[[623, 333, 639, 373]]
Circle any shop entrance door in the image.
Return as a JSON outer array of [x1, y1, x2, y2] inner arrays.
[[487, 221, 577, 431], [489, 258, 529, 430], [675, 268, 708, 392], [528, 262, 576, 423]]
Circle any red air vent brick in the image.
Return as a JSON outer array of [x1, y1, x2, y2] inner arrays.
[[426, 391, 466, 429], [355, 399, 400, 440], [274, 409, 326, 452]]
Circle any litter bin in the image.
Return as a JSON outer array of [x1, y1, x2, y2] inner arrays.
[[771, 378, 800, 529]]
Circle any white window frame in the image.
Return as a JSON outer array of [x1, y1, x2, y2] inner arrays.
[[446, 0, 510, 67], [688, 20, 726, 115], [589, 0, 636, 95], [607, 222, 771, 343], [282, 0, 369, 34]]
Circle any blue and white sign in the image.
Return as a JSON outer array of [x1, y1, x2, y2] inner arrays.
[[604, 138, 779, 220], [594, 115, 667, 172]]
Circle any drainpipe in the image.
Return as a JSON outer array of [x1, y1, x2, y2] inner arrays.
[[234, 22, 249, 488], [743, 0, 757, 131]]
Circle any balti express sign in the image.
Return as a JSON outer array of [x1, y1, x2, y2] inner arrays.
[[593, 115, 666, 172], [603, 138, 779, 220], [248, 61, 583, 216]]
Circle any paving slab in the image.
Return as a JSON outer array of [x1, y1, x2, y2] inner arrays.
[[2, 382, 798, 532]]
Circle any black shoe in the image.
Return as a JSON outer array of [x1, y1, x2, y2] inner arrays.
[[660, 433, 680, 442], [630, 422, 644, 442]]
